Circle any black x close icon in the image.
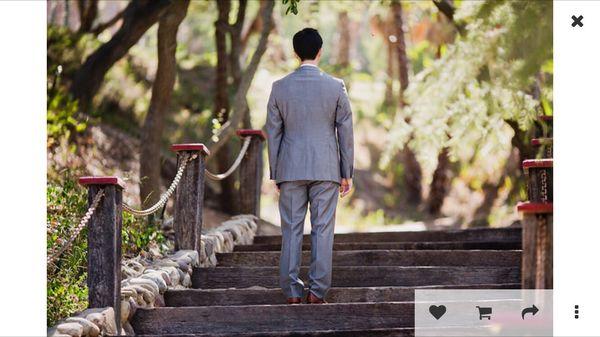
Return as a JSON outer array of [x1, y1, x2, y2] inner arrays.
[[572, 15, 583, 27]]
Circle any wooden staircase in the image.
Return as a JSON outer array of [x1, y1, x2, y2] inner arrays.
[[131, 227, 521, 336]]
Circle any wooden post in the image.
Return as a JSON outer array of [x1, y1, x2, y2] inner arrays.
[[171, 143, 210, 252], [78, 176, 125, 333], [518, 202, 553, 289], [237, 129, 266, 217], [523, 159, 553, 203]]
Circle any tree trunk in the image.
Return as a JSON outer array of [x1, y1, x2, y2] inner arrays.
[[427, 148, 452, 215], [214, 0, 237, 214], [336, 11, 351, 68], [426, 11, 458, 216], [470, 148, 520, 227], [240, 0, 266, 51], [77, 0, 98, 33], [70, 0, 174, 112], [214, 0, 231, 124], [384, 16, 395, 107], [139, 0, 190, 207], [209, 0, 274, 156], [505, 119, 534, 202], [231, 1, 252, 130], [392, 0, 422, 205], [392, 1, 409, 105], [369, 13, 394, 108], [91, 8, 126, 36], [230, 0, 247, 87]]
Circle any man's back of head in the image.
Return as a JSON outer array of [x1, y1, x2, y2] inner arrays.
[[293, 28, 323, 61]]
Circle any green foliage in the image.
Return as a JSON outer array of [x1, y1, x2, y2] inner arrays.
[[282, 0, 300, 15], [382, 1, 552, 178], [47, 28, 88, 149], [47, 170, 89, 327], [47, 88, 87, 148], [47, 25, 100, 81], [121, 212, 167, 258]]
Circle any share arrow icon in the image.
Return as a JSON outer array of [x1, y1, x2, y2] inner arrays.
[[521, 305, 539, 320]]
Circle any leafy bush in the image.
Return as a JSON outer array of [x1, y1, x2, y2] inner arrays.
[[47, 170, 89, 326], [47, 89, 87, 148], [122, 212, 167, 258]]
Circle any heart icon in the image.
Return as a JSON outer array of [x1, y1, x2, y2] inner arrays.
[[429, 305, 446, 320]]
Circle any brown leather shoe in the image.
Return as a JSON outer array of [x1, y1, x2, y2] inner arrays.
[[287, 297, 302, 304], [306, 292, 327, 304]]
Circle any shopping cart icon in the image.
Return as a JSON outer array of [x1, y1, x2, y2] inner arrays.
[[476, 306, 492, 320]]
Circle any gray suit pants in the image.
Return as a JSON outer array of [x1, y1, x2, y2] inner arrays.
[[278, 180, 339, 299]]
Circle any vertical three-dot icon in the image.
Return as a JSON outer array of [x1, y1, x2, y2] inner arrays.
[[574, 305, 579, 319]]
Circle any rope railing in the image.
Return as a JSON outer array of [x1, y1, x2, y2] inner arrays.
[[47, 189, 105, 265], [123, 152, 197, 217], [205, 136, 251, 181], [48, 132, 261, 265], [54, 129, 265, 326]]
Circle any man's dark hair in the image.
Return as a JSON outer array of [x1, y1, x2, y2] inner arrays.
[[293, 28, 323, 61]]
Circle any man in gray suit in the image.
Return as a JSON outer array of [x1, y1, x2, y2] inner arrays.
[[265, 28, 354, 305]]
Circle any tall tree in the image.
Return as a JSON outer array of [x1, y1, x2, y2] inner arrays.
[[426, 4, 458, 216], [229, 0, 251, 129], [370, 13, 396, 107], [214, 0, 236, 214], [209, 0, 274, 156], [392, 0, 423, 205], [76, 0, 98, 33], [383, 1, 552, 222], [139, 0, 190, 207], [69, 0, 174, 112], [426, 147, 452, 215], [336, 11, 351, 68]]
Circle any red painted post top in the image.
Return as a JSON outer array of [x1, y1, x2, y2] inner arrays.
[[531, 138, 553, 146], [170, 143, 211, 156], [517, 202, 553, 214], [236, 129, 266, 140], [539, 115, 553, 122], [523, 159, 553, 169], [79, 176, 126, 189]]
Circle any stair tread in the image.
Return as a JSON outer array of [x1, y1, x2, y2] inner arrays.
[[131, 302, 415, 335], [133, 327, 414, 337], [192, 266, 520, 289], [217, 249, 521, 267], [253, 227, 521, 244], [166, 283, 520, 306], [131, 229, 522, 335], [234, 240, 521, 251]]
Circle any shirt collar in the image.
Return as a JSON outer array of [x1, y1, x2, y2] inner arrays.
[[300, 63, 319, 68]]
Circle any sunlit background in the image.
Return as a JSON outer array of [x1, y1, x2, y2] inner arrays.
[[47, 0, 552, 325]]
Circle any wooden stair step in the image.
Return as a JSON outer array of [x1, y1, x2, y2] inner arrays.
[[133, 327, 414, 337], [217, 250, 521, 267], [166, 283, 520, 306], [131, 302, 415, 335], [192, 266, 520, 289], [234, 240, 521, 252], [252, 227, 521, 244]]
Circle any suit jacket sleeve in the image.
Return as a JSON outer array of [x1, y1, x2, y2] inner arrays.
[[265, 83, 283, 180], [335, 80, 354, 179]]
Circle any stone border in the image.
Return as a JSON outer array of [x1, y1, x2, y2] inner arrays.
[[48, 215, 258, 337]]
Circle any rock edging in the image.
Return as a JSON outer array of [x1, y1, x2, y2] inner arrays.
[[48, 214, 258, 337]]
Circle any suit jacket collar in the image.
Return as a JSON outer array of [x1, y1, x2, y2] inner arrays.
[[295, 65, 321, 74]]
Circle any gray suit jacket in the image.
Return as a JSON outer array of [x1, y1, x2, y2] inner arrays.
[[265, 65, 354, 184]]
